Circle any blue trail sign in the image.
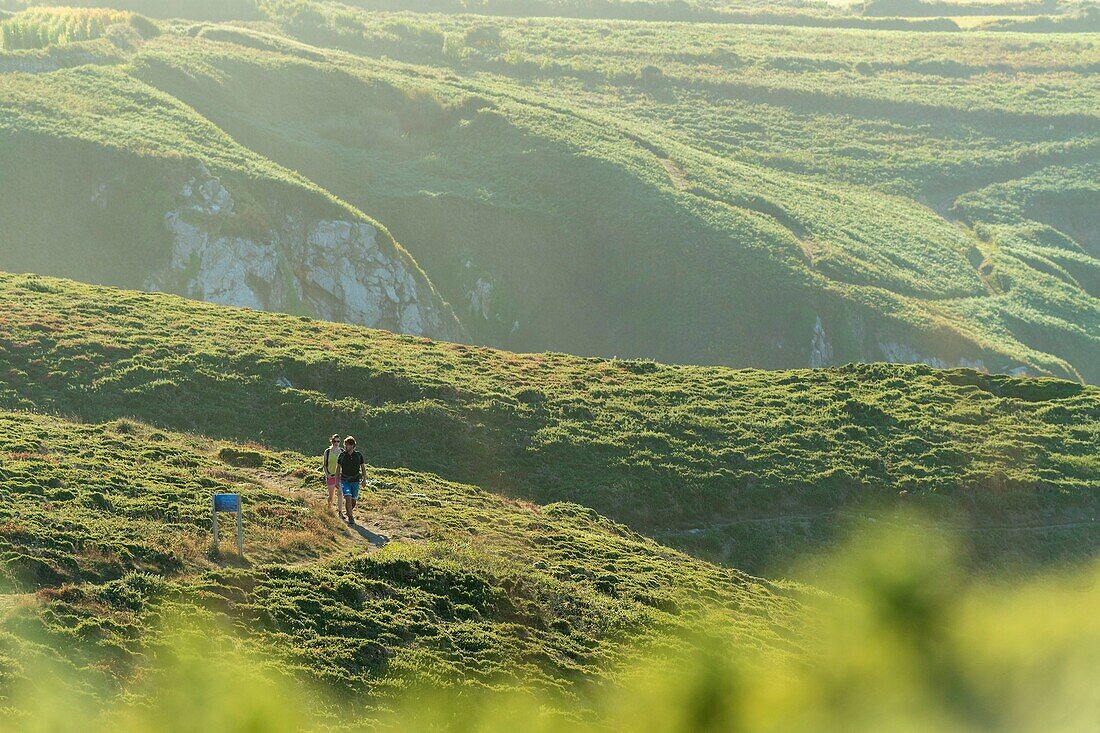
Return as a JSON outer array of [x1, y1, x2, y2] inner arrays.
[[214, 493, 241, 512], [212, 494, 244, 556]]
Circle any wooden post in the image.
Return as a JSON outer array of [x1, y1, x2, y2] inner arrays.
[[211, 495, 219, 552], [236, 497, 244, 557], [213, 493, 243, 558]]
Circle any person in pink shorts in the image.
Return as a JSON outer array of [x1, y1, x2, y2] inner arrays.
[[321, 433, 343, 519]]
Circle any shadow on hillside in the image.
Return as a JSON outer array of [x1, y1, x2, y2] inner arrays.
[[208, 548, 250, 567], [352, 525, 389, 548]]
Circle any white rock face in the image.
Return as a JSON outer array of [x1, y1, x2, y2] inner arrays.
[[877, 340, 986, 371], [146, 165, 457, 339], [468, 277, 494, 320], [810, 314, 989, 371], [809, 315, 834, 368]]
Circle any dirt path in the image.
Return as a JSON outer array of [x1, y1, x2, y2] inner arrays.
[[315, 502, 396, 551], [0, 593, 34, 611], [212, 471, 416, 569], [924, 519, 1099, 534], [658, 156, 689, 191], [654, 511, 1098, 538]]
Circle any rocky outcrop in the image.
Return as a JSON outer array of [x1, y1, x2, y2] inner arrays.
[[809, 316, 834, 368], [468, 276, 494, 321], [809, 314, 989, 371], [461, 268, 519, 335], [876, 340, 986, 372], [146, 165, 460, 340]]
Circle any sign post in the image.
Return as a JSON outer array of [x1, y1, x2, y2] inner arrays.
[[212, 493, 244, 557]]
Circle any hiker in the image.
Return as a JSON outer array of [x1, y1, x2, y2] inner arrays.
[[337, 435, 366, 526], [322, 433, 343, 518]]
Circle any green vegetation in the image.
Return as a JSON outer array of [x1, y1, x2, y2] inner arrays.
[[132, 5, 1100, 378], [981, 4, 1100, 29], [0, 7, 155, 50], [1, 2, 1096, 378], [0, 519, 1096, 730], [0, 324, 1092, 719], [0, 274, 1095, 573], [0, 402, 803, 715], [0, 2, 1097, 728]]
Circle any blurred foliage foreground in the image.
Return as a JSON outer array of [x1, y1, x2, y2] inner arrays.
[[2, 518, 1096, 733]]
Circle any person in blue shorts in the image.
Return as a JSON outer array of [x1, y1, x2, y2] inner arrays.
[[337, 435, 366, 526]]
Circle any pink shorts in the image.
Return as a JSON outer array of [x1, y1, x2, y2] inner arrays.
[[326, 475, 338, 488]]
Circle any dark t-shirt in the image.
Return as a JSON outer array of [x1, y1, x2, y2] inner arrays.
[[337, 449, 365, 481]]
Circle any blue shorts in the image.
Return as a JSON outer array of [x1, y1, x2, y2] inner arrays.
[[340, 479, 361, 500]]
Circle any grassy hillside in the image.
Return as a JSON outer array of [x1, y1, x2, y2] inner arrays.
[[2, 4, 1095, 380], [2, 0, 1082, 29], [117, 7, 1099, 380], [0, 405, 803, 715], [0, 3, 1096, 726], [1, 273, 1095, 573], [0, 273, 1093, 723], [0, 12, 461, 340], [0, 0, 266, 21], [3, 523, 1095, 732]]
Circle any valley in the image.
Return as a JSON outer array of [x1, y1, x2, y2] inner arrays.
[[1, 1, 1097, 378], [0, 1, 1096, 728]]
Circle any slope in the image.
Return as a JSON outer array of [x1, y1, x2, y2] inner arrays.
[[2, 5, 1096, 379], [0, 273, 1096, 573], [0, 9, 461, 341], [122, 7, 1099, 380], [2, 0, 1071, 29], [0, 406, 803, 715]]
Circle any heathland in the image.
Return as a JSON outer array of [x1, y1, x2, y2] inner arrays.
[[1, 274, 1095, 574], [0, 273, 1095, 724], [0, 2, 1097, 726], [1, 2, 1097, 378]]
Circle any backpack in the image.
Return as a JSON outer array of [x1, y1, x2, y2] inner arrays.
[[322, 446, 339, 475]]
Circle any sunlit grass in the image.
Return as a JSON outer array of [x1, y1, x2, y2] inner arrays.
[[1, 519, 1095, 731], [0, 7, 152, 50], [0, 273, 1095, 574]]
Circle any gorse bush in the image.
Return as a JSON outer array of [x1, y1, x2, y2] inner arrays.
[[0, 7, 153, 50]]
